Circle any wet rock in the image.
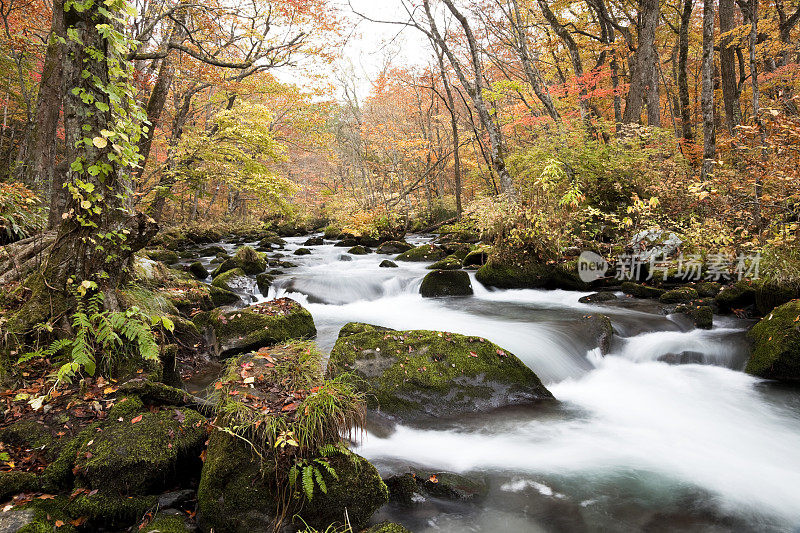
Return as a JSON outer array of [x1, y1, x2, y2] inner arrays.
[[365, 521, 413, 533], [338, 322, 394, 338], [658, 351, 706, 365], [335, 237, 359, 247], [745, 300, 800, 382], [303, 236, 324, 246], [627, 229, 683, 262], [659, 287, 699, 304], [621, 282, 665, 299], [146, 248, 180, 264], [157, 489, 196, 510], [427, 255, 462, 270], [440, 242, 473, 260], [348, 245, 369, 255], [328, 328, 554, 423], [380, 260, 398, 268], [462, 248, 489, 267], [396, 244, 447, 262], [714, 280, 756, 314], [581, 313, 614, 354], [209, 286, 240, 308], [255, 273, 274, 296], [412, 470, 489, 502], [339, 254, 353, 261], [145, 511, 195, 532], [384, 473, 418, 505], [210, 268, 252, 294], [579, 291, 618, 304], [693, 281, 722, 297], [476, 261, 586, 290], [754, 280, 799, 316], [377, 241, 414, 254], [212, 246, 267, 276], [195, 298, 316, 357], [294, 247, 312, 256], [200, 245, 226, 256], [188, 261, 209, 280], [258, 233, 285, 248], [674, 303, 713, 329], [420, 270, 473, 297]]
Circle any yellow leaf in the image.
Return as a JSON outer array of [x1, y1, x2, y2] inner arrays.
[[92, 137, 108, 149]]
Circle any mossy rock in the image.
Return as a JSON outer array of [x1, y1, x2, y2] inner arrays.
[[427, 255, 462, 270], [715, 280, 756, 314], [410, 469, 488, 502], [476, 261, 586, 290], [365, 521, 413, 533], [659, 287, 699, 304], [347, 245, 369, 255], [323, 225, 341, 239], [209, 286, 240, 308], [258, 233, 286, 248], [462, 248, 489, 267], [196, 298, 316, 358], [294, 247, 312, 256], [67, 491, 157, 528], [621, 282, 665, 299], [383, 473, 418, 505], [108, 395, 146, 419], [189, 261, 209, 280], [73, 408, 207, 495], [745, 300, 800, 382], [693, 281, 722, 298], [120, 287, 180, 316], [255, 273, 274, 296], [143, 512, 195, 533], [420, 270, 473, 297], [0, 420, 55, 455], [146, 248, 180, 264], [4, 498, 77, 533], [754, 280, 799, 316], [210, 268, 252, 294], [379, 260, 398, 268], [338, 322, 394, 339], [328, 328, 554, 422], [334, 237, 359, 248], [376, 241, 413, 255], [582, 313, 614, 354], [296, 452, 389, 531], [212, 246, 267, 277], [200, 245, 227, 256], [675, 303, 713, 329], [117, 379, 192, 406], [436, 229, 480, 244], [578, 291, 618, 304], [440, 242, 473, 261], [303, 236, 324, 246], [396, 244, 447, 262], [0, 471, 39, 500]]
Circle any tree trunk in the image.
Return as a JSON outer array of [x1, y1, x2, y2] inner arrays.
[[749, 0, 766, 228], [434, 46, 463, 216], [700, 0, 716, 180], [678, 0, 694, 141], [623, 0, 661, 126], [12, 0, 65, 206], [719, 0, 742, 133]]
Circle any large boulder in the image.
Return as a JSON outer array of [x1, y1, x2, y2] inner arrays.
[[376, 241, 413, 255], [210, 268, 254, 294], [328, 327, 554, 423], [427, 255, 462, 270], [659, 287, 699, 304], [396, 244, 447, 262], [476, 260, 586, 290], [745, 300, 800, 382], [195, 298, 316, 357], [715, 280, 756, 314], [212, 246, 267, 276], [627, 229, 683, 262], [621, 281, 665, 299], [420, 270, 473, 297]]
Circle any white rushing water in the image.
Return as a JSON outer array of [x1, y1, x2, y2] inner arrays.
[[213, 234, 800, 532]]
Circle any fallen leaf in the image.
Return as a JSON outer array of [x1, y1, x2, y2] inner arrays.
[[130, 415, 143, 424]]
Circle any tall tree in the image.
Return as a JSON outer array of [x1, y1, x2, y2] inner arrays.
[[719, 0, 742, 133], [700, 0, 716, 180], [622, 0, 661, 126], [677, 0, 694, 142]]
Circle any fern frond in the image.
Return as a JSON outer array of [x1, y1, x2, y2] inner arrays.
[[302, 465, 315, 500], [313, 466, 327, 494]]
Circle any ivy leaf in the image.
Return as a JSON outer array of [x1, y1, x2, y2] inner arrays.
[[92, 137, 108, 149]]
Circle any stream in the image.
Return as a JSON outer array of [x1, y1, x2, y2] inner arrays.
[[187, 235, 800, 533]]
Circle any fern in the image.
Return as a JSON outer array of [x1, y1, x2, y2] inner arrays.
[[302, 464, 315, 500]]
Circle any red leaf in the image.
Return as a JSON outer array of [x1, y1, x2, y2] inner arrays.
[[130, 415, 143, 424]]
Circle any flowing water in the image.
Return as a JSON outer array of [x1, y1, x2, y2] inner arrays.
[[190, 235, 800, 532]]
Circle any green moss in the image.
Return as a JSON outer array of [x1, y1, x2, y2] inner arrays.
[[119, 287, 180, 316], [15, 497, 76, 533], [754, 280, 799, 316], [108, 395, 145, 418], [328, 329, 553, 421], [621, 281, 665, 299], [146, 248, 180, 264], [427, 255, 462, 270], [66, 492, 157, 527], [365, 522, 413, 533], [144, 513, 194, 533], [746, 300, 800, 381], [347, 245, 368, 255], [476, 261, 586, 290], [715, 280, 756, 313], [675, 303, 713, 329], [323, 225, 342, 239], [0, 420, 54, 451], [376, 241, 413, 254], [73, 408, 206, 495], [0, 471, 39, 500], [118, 380, 190, 406], [337, 322, 390, 338], [294, 247, 313, 256], [209, 286, 240, 307], [379, 260, 398, 268], [419, 270, 473, 297], [659, 287, 699, 303], [211, 268, 247, 292], [462, 247, 490, 267], [693, 281, 722, 297], [256, 273, 275, 296], [396, 244, 447, 262], [189, 261, 209, 279]]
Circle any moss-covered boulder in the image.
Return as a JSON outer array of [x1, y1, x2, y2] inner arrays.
[[338, 322, 394, 338], [304, 236, 324, 246], [379, 260, 398, 268], [621, 281, 665, 299], [578, 291, 618, 304], [427, 255, 462, 270], [420, 270, 473, 297], [675, 302, 713, 329], [0, 471, 39, 500], [255, 273, 274, 296], [189, 261, 209, 279], [462, 248, 489, 267], [745, 300, 800, 382], [196, 298, 316, 357], [212, 246, 267, 276], [754, 280, 800, 316], [146, 248, 180, 264], [582, 313, 614, 354], [210, 268, 253, 294], [365, 522, 413, 533], [348, 245, 369, 255], [209, 286, 240, 307], [294, 247, 312, 256], [693, 281, 723, 297], [715, 280, 756, 314], [258, 232, 286, 249], [144, 512, 195, 533], [376, 241, 413, 255], [476, 261, 586, 290], [396, 244, 447, 262], [334, 237, 359, 248], [410, 469, 488, 502], [73, 408, 207, 495], [328, 328, 554, 422], [659, 287, 699, 304]]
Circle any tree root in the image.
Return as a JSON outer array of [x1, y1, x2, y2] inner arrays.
[[0, 231, 57, 286]]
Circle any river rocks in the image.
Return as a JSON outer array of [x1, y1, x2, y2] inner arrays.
[[675, 302, 713, 329], [462, 248, 489, 267], [338, 322, 394, 338], [294, 247, 312, 255], [579, 291, 618, 304], [715, 280, 756, 314], [582, 313, 614, 354], [427, 255, 462, 270], [476, 260, 585, 290], [396, 244, 447, 262], [659, 287, 699, 304], [188, 261, 209, 279], [377, 241, 414, 254], [304, 236, 324, 246], [420, 270, 473, 297], [146, 248, 180, 264], [209, 286, 240, 307], [413, 470, 488, 501], [621, 281, 665, 299], [255, 273, 274, 296], [693, 281, 722, 297], [195, 298, 316, 357], [212, 246, 267, 276], [745, 300, 800, 382], [628, 229, 683, 262], [335, 237, 359, 247], [258, 233, 286, 249], [73, 408, 207, 495], [210, 267, 252, 294], [365, 522, 413, 533], [328, 328, 554, 422], [380, 260, 398, 268], [348, 245, 369, 255], [339, 254, 352, 261], [754, 280, 800, 316]]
